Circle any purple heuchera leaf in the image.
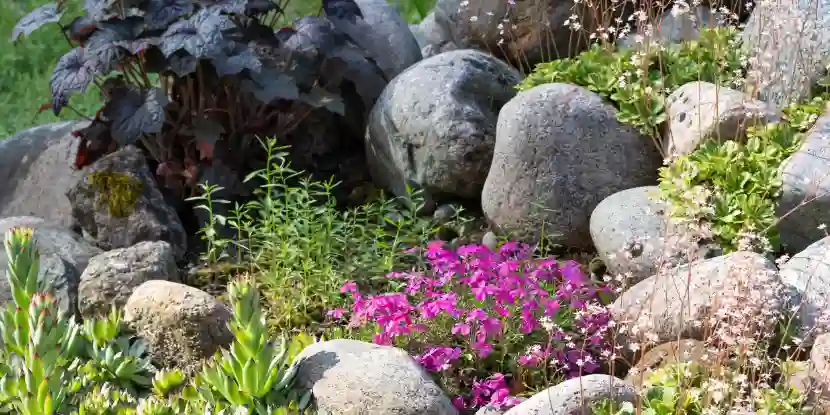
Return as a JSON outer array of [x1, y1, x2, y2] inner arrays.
[[50, 48, 99, 115], [144, 0, 195, 30], [210, 43, 262, 77], [299, 87, 345, 115], [160, 7, 233, 58], [322, 0, 363, 22], [84, 0, 142, 20], [102, 85, 169, 145], [241, 67, 298, 103], [11, 3, 62, 42], [83, 17, 149, 72], [167, 52, 198, 76], [205, 0, 246, 14]]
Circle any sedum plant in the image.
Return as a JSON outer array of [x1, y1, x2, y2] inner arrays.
[[518, 28, 745, 143], [591, 362, 812, 415], [0, 227, 313, 414], [658, 95, 829, 253]]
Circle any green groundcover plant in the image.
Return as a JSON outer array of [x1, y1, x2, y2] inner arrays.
[[592, 362, 811, 415], [518, 28, 746, 140], [328, 240, 617, 412], [0, 226, 314, 414], [658, 96, 829, 253]]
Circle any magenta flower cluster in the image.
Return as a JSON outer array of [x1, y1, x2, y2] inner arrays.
[[329, 241, 615, 411]]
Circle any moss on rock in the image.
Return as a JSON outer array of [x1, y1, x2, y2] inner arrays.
[[88, 170, 144, 217]]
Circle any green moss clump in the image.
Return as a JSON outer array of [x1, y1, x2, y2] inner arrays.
[[88, 170, 144, 217]]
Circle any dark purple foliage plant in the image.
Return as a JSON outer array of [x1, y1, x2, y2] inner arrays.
[[11, 0, 387, 201]]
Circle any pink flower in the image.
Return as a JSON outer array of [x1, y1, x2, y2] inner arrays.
[[326, 308, 346, 319], [415, 346, 461, 372], [452, 322, 471, 336]]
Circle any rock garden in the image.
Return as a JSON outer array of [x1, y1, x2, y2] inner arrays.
[[2, 0, 830, 413]]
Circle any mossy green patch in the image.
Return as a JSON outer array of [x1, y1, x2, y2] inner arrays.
[[88, 170, 144, 217]]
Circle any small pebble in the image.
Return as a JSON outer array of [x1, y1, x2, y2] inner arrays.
[[482, 231, 499, 251]]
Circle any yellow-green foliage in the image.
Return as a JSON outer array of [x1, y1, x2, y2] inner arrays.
[[88, 170, 144, 217], [517, 28, 745, 138], [658, 96, 828, 252], [592, 362, 811, 415]]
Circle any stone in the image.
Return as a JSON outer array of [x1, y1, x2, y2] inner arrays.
[[332, 0, 423, 80], [79, 241, 179, 318], [366, 49, 520, 204], [476, 399, 527, 415], [66, 145, 188, 260], [624, 339, 709, 386], [810, 334, 830, 410], [778, 236, 830, 342], [433, 204, 457, 224], [419, 11, 452, 47], [611, 251, 785, 346], [431, 0, 626, 69], [0, 121, 89, 229], [664, 81, 782, 157], [503, 375, 636, 415], [295, 339, 457, 414], [0, 216, 101, 317], [590, 186, 672, 284], [776, 110, 830, 253], [741, 0, 830, 107], [123, 280, 233, 374], [617, 6, 725, 49], [482, 231, 499, 251], [483, 83, 662, 249], [418, 11, 458, 58]]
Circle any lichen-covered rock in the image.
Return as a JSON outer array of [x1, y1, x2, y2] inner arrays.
[[741, 0, 830, 107], [79, 241, 179, 318], [617, 6, 725, 49], [625, 339, 709, 386], [431, 0, 625, 69], [295, 339, 457, 415], [483, 83, 661, 249], [777, 110, 830, 253], [611, 252, 785, 346], [503, 375, 636, 415], [123, 280, 232, 374], [778, 236, 830, 342], [349, 0, 423, 79], [66, 146, 187, 260], [664, 81, 781, 157], [366, 49, 521, 205], [590, 187, 670, 284], [0, 121, 89, 229], [0, 216, 101, 317]]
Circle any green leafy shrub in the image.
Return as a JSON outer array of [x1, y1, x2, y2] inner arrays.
[[189, 137, 473, 331], [592, 362, 812, 415], [0, 226, 313, 414], [390, 0, 435, 23], [658, 96, 828, 252], [518, 28, 745, 141]]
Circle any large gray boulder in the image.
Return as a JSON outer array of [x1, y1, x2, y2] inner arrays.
[[741, 0, 830, 106], [66, 146, 187, 260], [295, 339, 457, 414], [0, 121, 88, 229], [366, 49, 521, 206], [483, 83, 661, 249]]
